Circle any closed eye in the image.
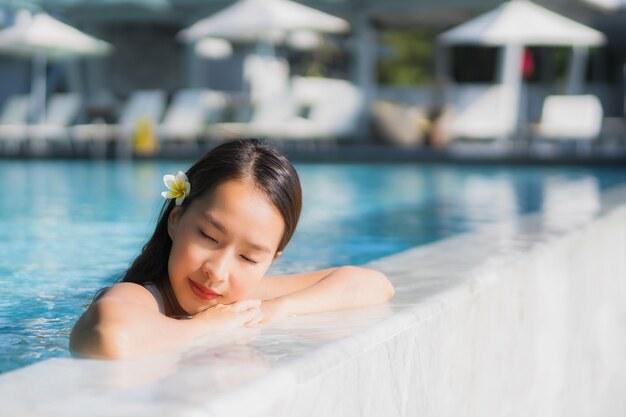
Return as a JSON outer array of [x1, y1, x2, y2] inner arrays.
[[199, 230, 218, 243], [241, 255, 258, 265]]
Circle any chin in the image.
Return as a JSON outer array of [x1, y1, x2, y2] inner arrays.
[[190, 298, 220, 314]]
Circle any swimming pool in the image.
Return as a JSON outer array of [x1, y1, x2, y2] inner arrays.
[[1, 161, 626, 374]]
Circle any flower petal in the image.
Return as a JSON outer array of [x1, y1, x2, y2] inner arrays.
[[175, 171, 188, 184], [175, 195, 185, 205], [184, 181, 191, 196], [162, 190, 178, 199], [163, 174, 176, 189]]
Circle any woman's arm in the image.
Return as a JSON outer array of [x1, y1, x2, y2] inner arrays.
[[248, 266, 394, 325], [70, 283, 261, 359]]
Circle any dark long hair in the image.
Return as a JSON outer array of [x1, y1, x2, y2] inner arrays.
[[97, 139, 302, 316]]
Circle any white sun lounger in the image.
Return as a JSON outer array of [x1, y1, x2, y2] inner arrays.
[[285, 76, 365, 141], [157, 89, 226, 148], [0, 94, 31, 154], [72, 89, 166, 158], [28, 93, 82, 154], [209, 77, 365, 144], [535, 94, 603, 140], [446, 84, 517, 142], [532, 94, 604, 155]]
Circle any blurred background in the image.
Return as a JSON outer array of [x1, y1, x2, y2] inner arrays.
[[0, 0, 624, 160]]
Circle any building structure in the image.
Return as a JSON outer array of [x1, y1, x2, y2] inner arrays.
[[0, 0, 624, 128]]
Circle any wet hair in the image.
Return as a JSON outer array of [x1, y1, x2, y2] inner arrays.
[[95, 139, 302, 316]]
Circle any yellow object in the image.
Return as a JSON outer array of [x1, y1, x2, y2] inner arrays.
[[133, 116, 159, 156]]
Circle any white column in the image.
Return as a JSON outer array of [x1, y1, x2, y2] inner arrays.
[[185, 43, 203, 88], [499, 43, 524, 141], [353, 11, 377, 140], [567, 46, 588, 95], [30, 52, 47, 123], [434, 40, 450, 109], [67, 60, 82, 95]]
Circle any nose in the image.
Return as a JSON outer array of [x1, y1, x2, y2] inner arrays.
[[201, 250, 229, 286]]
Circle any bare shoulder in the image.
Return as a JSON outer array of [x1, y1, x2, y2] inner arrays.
[[70, 282, 160, 357], [101, 282, 158, 306], [83, 282, 160, 321]]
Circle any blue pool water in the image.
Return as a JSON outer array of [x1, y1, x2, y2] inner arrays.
[[1, 161, 626, 374]]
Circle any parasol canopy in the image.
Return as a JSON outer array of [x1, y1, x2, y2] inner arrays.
[[0, 12, 112, 60], [439, 0, 605, 47], [0, 11, 113, 122], [179, 0, 349, 43], [437, 0, 606, 141]]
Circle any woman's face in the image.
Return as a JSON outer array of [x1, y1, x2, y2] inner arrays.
[[167, 179, 284, 314]]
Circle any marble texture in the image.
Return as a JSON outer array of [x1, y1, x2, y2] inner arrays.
[[1, 184, 625, 417]]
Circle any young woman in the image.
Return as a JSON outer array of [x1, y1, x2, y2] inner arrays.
[[70, 139, 395, 359]]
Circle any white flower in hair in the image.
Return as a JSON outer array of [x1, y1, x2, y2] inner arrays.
[[161, 171, 191, 205]]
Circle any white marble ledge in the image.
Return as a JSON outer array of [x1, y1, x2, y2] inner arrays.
[[1, 183, 625, 417]]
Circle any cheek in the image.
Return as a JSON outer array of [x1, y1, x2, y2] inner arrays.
[[169, 237, 203, 276], [230, 270, 264, 297]]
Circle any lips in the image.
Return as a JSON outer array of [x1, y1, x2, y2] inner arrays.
[[189, 279, 221, 300]]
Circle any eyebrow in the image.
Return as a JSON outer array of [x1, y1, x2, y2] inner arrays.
[[204, 213, 227, 234], [203, 213, 273, 254]]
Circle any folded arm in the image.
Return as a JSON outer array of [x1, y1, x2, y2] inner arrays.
[[70, 283, 259, 359], [248, 266, 395, 324]]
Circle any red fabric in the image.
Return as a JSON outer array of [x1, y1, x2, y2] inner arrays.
[[522, 48, 534, 79]]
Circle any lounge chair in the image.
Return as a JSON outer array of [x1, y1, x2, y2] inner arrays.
[[370, 100, 428, 147], [445, 84, 517, 142], [207, 55, 293, 141], [209, 76, 365, 144], [0, 94, 30, 154], [207, 91, 298, 141], [285, 76, 365, 142], [72, 90, 166, 158], [532, 94, 603, 155], [244, 55, 290, 103], [28, 93, 82, 154], [157, 89, 226, 150]]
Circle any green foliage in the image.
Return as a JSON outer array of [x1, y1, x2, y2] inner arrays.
[[551, 47, 572, 84], [299, 37, 342, 78], [377, 29, 435, 86]]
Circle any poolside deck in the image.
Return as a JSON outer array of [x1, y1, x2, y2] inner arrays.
[[2, 139, 626, 166]]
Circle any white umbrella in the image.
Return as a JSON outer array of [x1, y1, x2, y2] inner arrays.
[[0, 11, 113, 122], [194, 37, 233, 59], [179, 0, 349, 43], [439, 0, 605, 46], [581, 0, 626, 12], [179, 0, 349, 106], [286, 30, 323, 51], [437, 0, 606, 139]]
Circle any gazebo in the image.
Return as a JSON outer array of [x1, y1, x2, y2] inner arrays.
[[0, 10, 112, 122], [436, 0, 606, 141]]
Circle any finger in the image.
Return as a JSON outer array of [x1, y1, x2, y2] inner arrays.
[[244, 318, 263, 328], [245, 314, 263, 325], [233, 299, 261, 312], [241, 307, 262, 322]]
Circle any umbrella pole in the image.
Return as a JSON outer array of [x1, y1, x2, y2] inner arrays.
[[29, 52, 48, 156], [30, 52, 47, 124], [500, 43, 524, 143], [434, 40, 450, 110], [567, 46, 588, 95]]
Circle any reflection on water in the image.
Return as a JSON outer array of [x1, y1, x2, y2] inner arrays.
[[1, 161, 625, 373]]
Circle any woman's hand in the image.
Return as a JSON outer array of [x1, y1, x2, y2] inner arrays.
[[244, 299, 287, 327], [192, 299, 262, 331]]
